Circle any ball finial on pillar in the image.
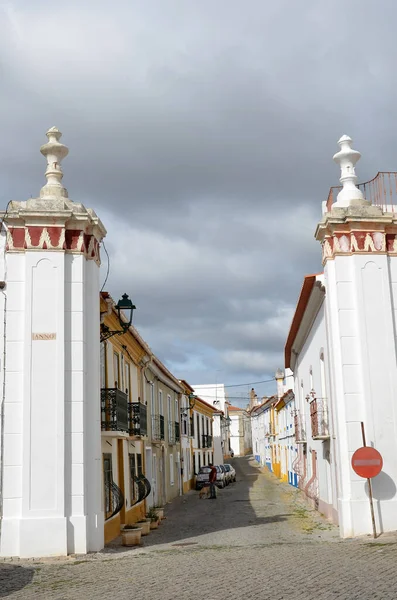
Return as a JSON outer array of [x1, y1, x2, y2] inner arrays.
[[333, 135, 366, 207], [40, 127, 69, 199]]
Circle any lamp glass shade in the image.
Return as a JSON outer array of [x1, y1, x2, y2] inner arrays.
[[116, 293, 136, 327]]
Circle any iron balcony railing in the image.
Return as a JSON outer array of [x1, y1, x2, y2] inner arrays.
[[310, 398, 330, 440], [294, 410, 307, 444], [175, 421, 180, 442], [101, 388, 128, 432], [131, 474, 151, 506], [326, 171, 397, 213], [104, 480, 124, 521], [168, 421, 176, 444], [128, 402, 147, 436], [201, 434, 213, 448], [152, 415, 165, 441]]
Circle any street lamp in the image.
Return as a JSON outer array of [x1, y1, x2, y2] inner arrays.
[[116, 293, 135, 329], [100, 293, 136, 342]]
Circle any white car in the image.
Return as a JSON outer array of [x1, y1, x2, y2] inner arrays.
[[223, 463, 236, 483], [195, 466, 226, 489]]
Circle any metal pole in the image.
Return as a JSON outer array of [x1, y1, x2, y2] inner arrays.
[[361, 422, 377, 539]]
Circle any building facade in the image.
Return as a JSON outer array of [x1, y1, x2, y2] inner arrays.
[[229, 406, 252, 457], [285, 136, 397, 537], [191, 397, 216, 476], [100, 293, 152, 544], [144, 359, 183, 509]]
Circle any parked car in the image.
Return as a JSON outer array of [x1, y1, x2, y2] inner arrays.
[[195, 465, 226, 489], [219, 464, 228, 485], [224, 464, 236, 483]]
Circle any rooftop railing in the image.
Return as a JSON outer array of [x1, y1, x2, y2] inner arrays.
[[326, 172, 397, 213]]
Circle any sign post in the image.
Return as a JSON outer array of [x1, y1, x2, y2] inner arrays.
[[351, 423, 383, 539]]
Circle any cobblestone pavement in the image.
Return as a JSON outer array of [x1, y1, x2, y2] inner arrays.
[[2, 457, 397, 599]]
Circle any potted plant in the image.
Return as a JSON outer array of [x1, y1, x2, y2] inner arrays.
[[146, 508, 159, 529], [154, 505, 165, 520], [136, 519, 151, 536], [121, 524, 142, 546]]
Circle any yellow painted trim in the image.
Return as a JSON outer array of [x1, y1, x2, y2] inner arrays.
[[104, 514, 121, 545], [125, 503, 146, 525]]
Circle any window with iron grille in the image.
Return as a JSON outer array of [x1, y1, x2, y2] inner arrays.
[[103, 453, 113, 520], [137, 453, 142, 477], [129, 453, 136, 503]]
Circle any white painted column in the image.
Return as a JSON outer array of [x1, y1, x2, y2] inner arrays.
[[0, 128, 106, 558], [317, 135, 397, 537]]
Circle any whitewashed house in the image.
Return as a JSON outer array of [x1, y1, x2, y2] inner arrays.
[[193, 384, 231, 464], [228, 406, 252, 457], [286, 135, 397, 537]]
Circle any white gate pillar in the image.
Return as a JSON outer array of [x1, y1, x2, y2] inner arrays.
[[316, 136, 397, 537], [0, 128, 106, 557]]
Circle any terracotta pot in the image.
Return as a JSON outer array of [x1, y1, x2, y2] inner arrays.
[[136, 520, 151, 536], [156, 508, 165, 520], [149, 520, 159, 530], [122, 527, 142, 546]]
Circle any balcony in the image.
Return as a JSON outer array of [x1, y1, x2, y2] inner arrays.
[[128, 402, 147, 437], [101, 388, 128, 433], [310, 399, 330, 440], [201, 434, 213, 448], [175, 421, 180, 442], [168, 421, 176, 444], [152, 415, 165, 441], [326, 171, 397, 213], [294, 410, 307, 444]]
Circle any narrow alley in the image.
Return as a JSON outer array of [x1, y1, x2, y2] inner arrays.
[[2, 457, 397, 599]]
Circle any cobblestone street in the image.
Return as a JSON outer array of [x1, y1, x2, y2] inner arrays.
[[2, 457, 397, 599]]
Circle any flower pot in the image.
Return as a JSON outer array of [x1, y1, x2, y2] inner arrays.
[[137, 520, 151, 536], [156, 508, 165, 520], [149, 520, 159, 530], [122, 527, 142, 546]]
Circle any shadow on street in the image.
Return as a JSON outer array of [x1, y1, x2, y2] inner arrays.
[[0, 563, 34, 597], [105, 456, 292, 553]]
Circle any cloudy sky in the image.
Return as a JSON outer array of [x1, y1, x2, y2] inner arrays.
[[1, 0, 396, 405]]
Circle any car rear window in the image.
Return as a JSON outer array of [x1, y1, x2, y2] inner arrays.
[[199, 467, 211, 474], [224, 465, 230, 471]]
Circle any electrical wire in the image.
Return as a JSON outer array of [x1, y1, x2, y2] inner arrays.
[[100, 241, 110, 292]]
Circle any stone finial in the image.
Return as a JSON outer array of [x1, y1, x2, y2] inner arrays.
[[332, 135, 366, 207], [40, 127, 69, 199], [275, 368, 285, 380]]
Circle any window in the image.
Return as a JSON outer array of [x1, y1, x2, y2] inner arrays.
[[175, 398, 178, 421], [159, 390, 163, 415], [113, 353, 120, 388], [150, 383, 155, 414], [196, 414, 200, 447], [136, 453, 143, 476], [170, 454, 174, 485], [125, 363, 131, 399], [100, 343, 106, 388], [120, 354, 125, 391], [129, 453, 136, 502], [103, 454, 113, 519], [167, 394, 171, 421]]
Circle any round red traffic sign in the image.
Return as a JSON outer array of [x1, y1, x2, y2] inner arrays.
[[352, 447, 383, 479]]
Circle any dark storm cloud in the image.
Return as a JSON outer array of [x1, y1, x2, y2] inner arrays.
[[1, 0, 397, 388]]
